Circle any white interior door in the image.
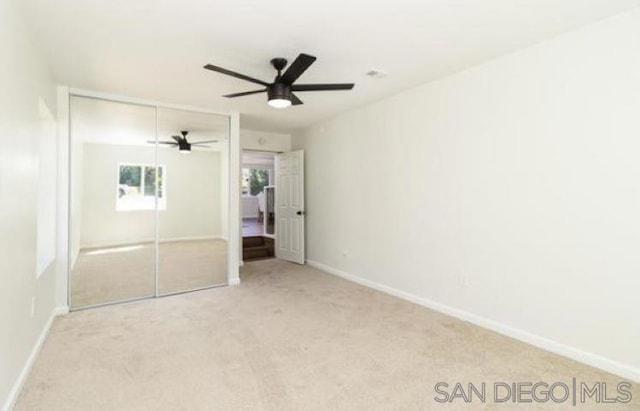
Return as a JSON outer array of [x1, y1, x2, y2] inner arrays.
[[275, 150, 305, 264]]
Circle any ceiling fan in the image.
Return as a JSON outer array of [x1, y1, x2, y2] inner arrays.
[[204, 53, 354, 108], [148, 131, 217, 153]]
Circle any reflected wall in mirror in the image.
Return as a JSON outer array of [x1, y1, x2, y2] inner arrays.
[[69, 96, 156, 308], [156, 108, 229, 295]]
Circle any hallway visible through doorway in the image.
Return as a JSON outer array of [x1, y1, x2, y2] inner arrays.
[[242, 217, 263, 237], [242, 151, 276, 261]]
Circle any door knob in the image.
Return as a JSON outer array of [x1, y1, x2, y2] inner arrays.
[[296, 211, 305, 216]]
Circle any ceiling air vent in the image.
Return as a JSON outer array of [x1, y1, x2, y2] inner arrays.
[[366, 69, 388, 79]]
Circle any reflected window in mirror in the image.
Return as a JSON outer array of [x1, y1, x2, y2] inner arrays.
[[117, 163, 166, 211]]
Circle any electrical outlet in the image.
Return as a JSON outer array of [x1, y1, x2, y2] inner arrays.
[[31, 297, 36, 318], [461, 274, 470, 288]]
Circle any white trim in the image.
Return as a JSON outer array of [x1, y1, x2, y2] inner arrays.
[[56, 86, 70, 308], [154, 108, 159, 298], [228, 113, 241, 285], [68, 88, 236, 117], [53, 306, 70, 316], [1, 306, 67, 411], [306, 260, 640, 383]]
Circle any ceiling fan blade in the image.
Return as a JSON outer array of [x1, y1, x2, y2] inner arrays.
[[280, 53, 316, 85], [291, 93, 303, 106], [204, 64, 269, 87], [291, 83, 355, 91], [171, 135, 182, 143], [191, 145, 212, 149], [223, 89, 267, 98], [191, 140, 218, 145], [149, 140, 179, 145]]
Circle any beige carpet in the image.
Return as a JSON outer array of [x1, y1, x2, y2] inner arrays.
[[17, 259, 638, 410], [71, 239, 227, 308]]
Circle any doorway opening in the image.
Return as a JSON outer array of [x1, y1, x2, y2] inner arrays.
[[240, 149, 305, 265], [242, 151, 276, 261]]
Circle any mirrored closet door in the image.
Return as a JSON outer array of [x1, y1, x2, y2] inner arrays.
[[69, 95, 229, 310], [156, 107, 229, 295]]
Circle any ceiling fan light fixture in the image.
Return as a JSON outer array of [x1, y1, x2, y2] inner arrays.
[[267, 83, 292, 109], [268, 98, 291, 109]]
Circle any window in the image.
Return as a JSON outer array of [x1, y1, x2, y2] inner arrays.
[[242, 168, 270, 196], [117, 164, 166, 211]]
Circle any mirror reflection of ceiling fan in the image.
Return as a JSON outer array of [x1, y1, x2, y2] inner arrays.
[[148, 131, 217, 153]]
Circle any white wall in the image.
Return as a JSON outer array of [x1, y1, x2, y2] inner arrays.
[[294, 9, 640, 380], [242, 197, 259, 219], [241, 129, 290, 152], [0, 0, 60, 408], [79, 143, 222, 248]]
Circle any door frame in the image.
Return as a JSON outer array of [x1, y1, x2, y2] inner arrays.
[[56, 87, 241, 311]]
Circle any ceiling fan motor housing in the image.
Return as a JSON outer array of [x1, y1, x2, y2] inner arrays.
[[178, 140, 191, 151], [268, 82, 291, 101]]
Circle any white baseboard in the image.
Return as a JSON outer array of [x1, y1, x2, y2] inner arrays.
[[53, 306, 69, 316], [159, 235, 223, 243], [306, 260, 640, 383], [80, 235, 224, 250], [2, 306, 68, 411]]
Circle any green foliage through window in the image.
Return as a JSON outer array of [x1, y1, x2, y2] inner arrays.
[[144, 166, 163, 197], [242, 168, 269, 196], [249, 169, 269, 196], [119, 165, 141, 187]]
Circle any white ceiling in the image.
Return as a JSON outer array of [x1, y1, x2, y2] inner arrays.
[[71, 95, 228, 150], [20, 0, 640, 133]]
